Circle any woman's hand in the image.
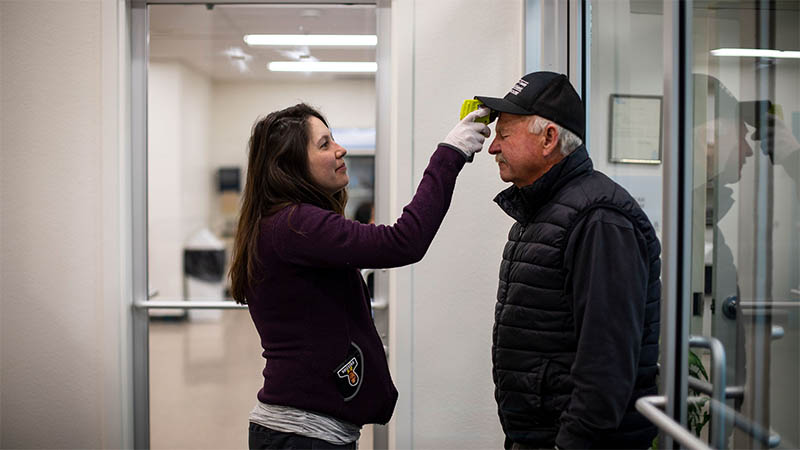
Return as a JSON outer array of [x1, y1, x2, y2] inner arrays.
[[441, 108, 492, 162]]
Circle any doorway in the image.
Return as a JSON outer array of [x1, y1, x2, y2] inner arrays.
[[131, 2, 390, 448]]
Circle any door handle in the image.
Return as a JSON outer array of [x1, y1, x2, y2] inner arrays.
[[635, 395, 779, 450], [689, 335, 726, 449], [360, 268, 388, 310], [635, 395, 711, 450], [687, 334, 781, 449], [702, 397, 781, 448], [688, 376, 744, 400]]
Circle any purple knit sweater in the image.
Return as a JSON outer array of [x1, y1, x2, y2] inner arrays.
[[247, 145, 466, 426]]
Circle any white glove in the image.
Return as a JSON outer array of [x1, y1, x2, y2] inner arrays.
[[441, 107, 492, 162]]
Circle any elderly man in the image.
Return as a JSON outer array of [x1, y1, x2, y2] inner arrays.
[[476, 72, 661, 449]]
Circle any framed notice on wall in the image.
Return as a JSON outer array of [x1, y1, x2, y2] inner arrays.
[[608, 94, 662, 164]]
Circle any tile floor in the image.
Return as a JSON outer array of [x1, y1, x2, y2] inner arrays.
[[149, 310, 373, 449]]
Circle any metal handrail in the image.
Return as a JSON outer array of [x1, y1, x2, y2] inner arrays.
[[705, 398, 781, 448], [361, 268, 388, 310], [635, 396, 711, 450], [686, 380, 781, 447], [740, 301, 800, 309], [136, 269, 389, 311], [636, 394, 780, 450], [134, 300, 247, 310], [687, 376, 744, 400], [688, 335, 726, 449]]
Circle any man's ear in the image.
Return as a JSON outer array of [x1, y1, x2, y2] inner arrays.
[[541, 124, 560, 158]]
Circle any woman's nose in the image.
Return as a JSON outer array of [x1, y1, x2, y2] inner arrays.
[[335, 144, 347, 158]]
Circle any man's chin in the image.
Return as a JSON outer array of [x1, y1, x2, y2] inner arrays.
[[497, 169, 510, 183]]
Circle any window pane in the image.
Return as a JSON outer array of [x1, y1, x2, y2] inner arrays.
[[691, 2, 800, 447]]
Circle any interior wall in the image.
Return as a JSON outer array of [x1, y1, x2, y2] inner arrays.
[[208, 79, 375, 232], [0, 1, 127, 448], [401, 1, 524, 448], [148, 61, 212, 300], [588, 1, 664, 236], [210, 79, 375, 169]]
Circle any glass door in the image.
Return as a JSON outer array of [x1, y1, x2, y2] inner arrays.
[[132, 2, 387, 448], [582, 1, 800, 448], [688, 1, 800, 448]]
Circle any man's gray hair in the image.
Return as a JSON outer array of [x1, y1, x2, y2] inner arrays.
[[528, 116, 583, 156]]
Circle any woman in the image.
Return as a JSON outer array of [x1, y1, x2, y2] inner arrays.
[[230, 103, 489, 449]]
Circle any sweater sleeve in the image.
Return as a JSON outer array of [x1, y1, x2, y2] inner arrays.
[[269, 145, 466, 269], [555, 209, 649, 449]]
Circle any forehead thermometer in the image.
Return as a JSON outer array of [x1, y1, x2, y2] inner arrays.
[[460, 99, 491, 124]]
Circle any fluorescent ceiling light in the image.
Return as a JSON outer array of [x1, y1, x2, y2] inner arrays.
[[268, 61, 377, 73], [244, 34, 377, 47], [711, 48, 800, 59]]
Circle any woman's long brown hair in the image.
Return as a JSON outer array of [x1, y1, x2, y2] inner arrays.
[[229, 103, 347, 304]]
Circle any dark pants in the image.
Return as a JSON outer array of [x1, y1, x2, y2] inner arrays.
[[249, 422, 357, 450]]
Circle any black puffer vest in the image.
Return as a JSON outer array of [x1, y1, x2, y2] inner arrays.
[[492, 146, 661, 447]]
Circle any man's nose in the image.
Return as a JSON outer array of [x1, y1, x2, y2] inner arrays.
[[488, 137, 500, 155]]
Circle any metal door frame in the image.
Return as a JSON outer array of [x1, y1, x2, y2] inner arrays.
[[660, 1, 694, 447], [129, 2, 392, 447]]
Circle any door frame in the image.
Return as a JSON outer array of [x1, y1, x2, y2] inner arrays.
[[128, 2, 392, 448], [660, 1, 694, 447]]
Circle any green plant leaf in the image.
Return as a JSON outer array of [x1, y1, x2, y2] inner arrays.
[[689, 350, 709, 381]]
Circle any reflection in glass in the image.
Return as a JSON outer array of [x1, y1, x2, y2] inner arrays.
[[692, 2, 800, 448]]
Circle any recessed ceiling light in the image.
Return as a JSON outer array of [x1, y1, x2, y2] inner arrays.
[[222, 47, 252, 73], [711, 48, 800, 59], [300, 9, 321, 18], [244, 34, 377, 47], [268, 61, 377, 73]]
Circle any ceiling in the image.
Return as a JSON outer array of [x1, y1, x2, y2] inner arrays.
[[148, 4, 377, 82]]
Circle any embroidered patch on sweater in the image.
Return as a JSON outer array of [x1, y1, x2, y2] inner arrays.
[[334, 342, 364, 401]]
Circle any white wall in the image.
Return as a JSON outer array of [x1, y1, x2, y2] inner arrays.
[[210, 80, 375, 169], [208, 80, 375, 231], [588, 1, 664, 235], [148, 61, 212, 300], [0, 1, 128, 448], [389, 1, 523, 448]]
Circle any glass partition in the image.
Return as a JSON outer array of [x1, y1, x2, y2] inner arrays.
[[146, 4, 378, 447], [586, 1, 800, 447], [689, 1, 800, 448], [586, 0, 664, 240]]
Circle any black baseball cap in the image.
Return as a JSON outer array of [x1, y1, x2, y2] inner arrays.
[[476, 71, 585, 140]]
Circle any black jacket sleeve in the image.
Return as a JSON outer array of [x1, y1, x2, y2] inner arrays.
[[555, 209, 649, 449]]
